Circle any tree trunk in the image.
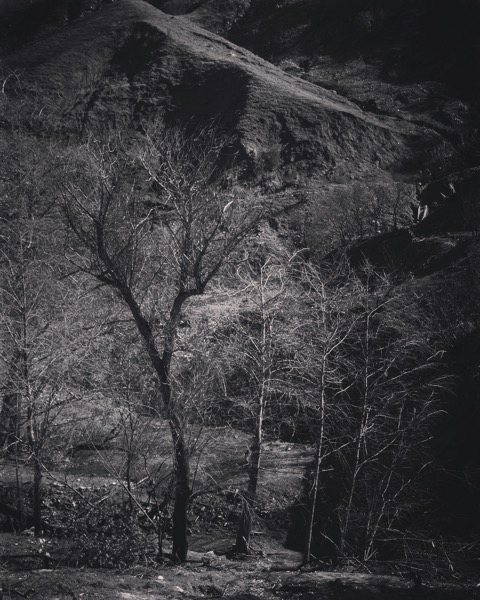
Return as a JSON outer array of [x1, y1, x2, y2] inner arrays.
[[32, 453, 42, 536], [0, 392, 17, 453], [305, 355, 326, 564], [121, 286, 192, 562], [235, 290, 270, 555], [1, 351, 23, 454], [170, 424, 190, 562], [305, 440, 321, 564], [235, 439, 261, 554], [14, 450, 26, 531], [340, 311, 371, 554]]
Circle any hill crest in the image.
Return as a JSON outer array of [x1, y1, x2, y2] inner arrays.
[[2, 0, 442, 182]]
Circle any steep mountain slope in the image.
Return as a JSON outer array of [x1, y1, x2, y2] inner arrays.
[[168, 0, 480, 99], [144, 0, 480, 232], [1, 0, 443, 183]]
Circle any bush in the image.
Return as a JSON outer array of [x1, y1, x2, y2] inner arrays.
[[72, 506, 146, 568], [45, 489, 148, 568]]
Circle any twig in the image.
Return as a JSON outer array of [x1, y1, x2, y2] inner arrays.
[[41, 465, 98, 509]]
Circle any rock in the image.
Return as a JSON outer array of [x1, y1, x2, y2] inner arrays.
[[281, 572, 411, 598]]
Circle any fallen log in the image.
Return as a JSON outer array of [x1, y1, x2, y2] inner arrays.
[[0, 553, 51, 568]]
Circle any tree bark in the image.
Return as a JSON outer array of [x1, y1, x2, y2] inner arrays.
[[32, 453, 43, 536], [0, 392, 17, 453], [170, 420, 190, 562], [305, 440, 321, 563], [305, 354, 326, 564], [119, 283, 192, 561], [235, 438, 261, 554], [235, 279, 271, 555]]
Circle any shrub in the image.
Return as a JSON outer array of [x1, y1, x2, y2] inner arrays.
[[72, 506, 147, 568], [45, 489, 148, 568]]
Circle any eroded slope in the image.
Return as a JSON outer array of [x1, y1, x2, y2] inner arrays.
[[2, 0, 442, 181]]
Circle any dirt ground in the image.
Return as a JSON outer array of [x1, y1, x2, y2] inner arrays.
[[2, 547, 479, 600], [1, 430, 479, 599]]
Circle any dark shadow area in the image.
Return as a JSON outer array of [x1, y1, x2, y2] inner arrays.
[[0, 0, 118, 57]]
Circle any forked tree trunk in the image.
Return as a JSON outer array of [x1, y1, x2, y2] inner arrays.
[[122, 287, 192, 562], [60, 129, 300, 565]]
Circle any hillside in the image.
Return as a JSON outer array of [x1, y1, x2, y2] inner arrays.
[[166, 0, 480, 98], [3, 0, 477, 247], [1, 0, 445, 186]]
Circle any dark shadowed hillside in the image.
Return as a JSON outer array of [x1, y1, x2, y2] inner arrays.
[[161, 0, 480, 99]]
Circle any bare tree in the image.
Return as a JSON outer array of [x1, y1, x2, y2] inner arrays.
[[333, 267, 447, 560], [57, 124, 302, 561], [309, 183, 415, 255], [220, 243, 296, 554], [0, 139, 87, 535], [296, 259, 358, 564], [290, 258, 448, 563]]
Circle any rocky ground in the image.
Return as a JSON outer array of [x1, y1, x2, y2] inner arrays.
[[1, 432, 479, 600], [2, 540, 479, 600]]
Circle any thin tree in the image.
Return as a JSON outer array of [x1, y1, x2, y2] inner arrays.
[[336, 267, 447, 559], [297, 259, 357, 564], [0, 143, 85, 535], [229, 249, 292, 554]]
